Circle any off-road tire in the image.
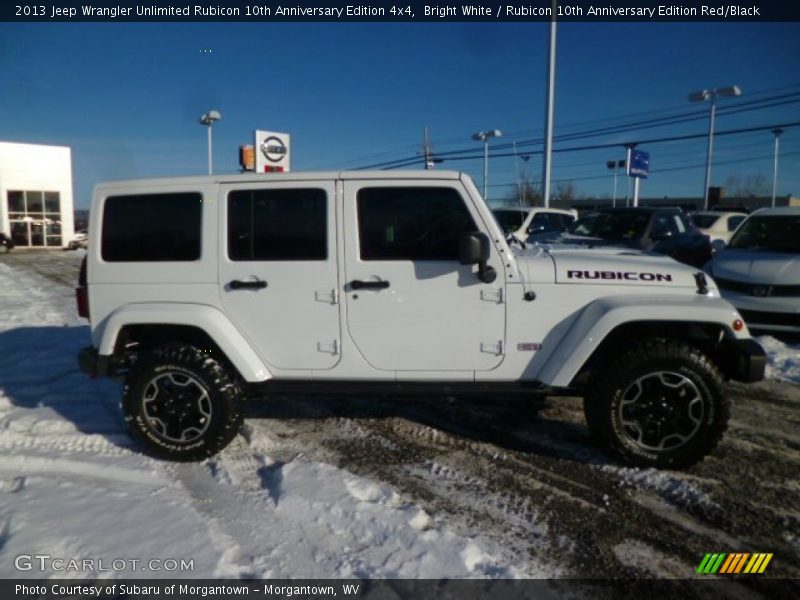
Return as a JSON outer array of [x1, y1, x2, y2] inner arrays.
[[584, 339, 728, 469], [122, 343, 243, 461]]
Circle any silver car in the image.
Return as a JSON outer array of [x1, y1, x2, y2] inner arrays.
[[706, 207, 800, 337]]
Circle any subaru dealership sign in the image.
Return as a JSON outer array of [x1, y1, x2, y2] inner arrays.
[[628, 149, 650, 179]]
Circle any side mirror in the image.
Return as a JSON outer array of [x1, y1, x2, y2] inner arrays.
[[458, 232, 497, 284], [651, 230, 672, 242]]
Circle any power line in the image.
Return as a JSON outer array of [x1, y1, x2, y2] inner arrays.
[[373, 120, 800, 170], [351, 89, 800, 171], [485, 149, 800, 189]]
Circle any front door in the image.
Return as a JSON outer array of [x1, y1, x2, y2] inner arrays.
[[218, 181, 341, 371], [342, 181, 506, 373]]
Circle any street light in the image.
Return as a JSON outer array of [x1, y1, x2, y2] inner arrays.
[[472, 129, 502, 200], [199, 109, 222, 175], [688, 86, 741, 210], [771, 128, 784, 208]]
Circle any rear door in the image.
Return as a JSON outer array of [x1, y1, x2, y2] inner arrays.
[[342, 181, 506, 374], [218, 181, 341, 371]]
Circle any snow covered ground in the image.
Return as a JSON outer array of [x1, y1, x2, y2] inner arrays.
[[0, 253, 797, 582], [0, 255, 550, 579], [757, 334, 800, 384]]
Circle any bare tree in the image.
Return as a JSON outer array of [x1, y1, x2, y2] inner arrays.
[[723, 173, 769, 198], [553, 181, 579, 204], [504, 173, 542, 207]]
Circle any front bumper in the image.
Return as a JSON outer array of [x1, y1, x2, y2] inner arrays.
[[724, 338, 767, 383]]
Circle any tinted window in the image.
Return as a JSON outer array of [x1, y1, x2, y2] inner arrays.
[[228, 188, 326, 261], [728, 215, 746, 231], [102, 193, 202, 262], [529, 212, 570, 233], [570, 211, 649, 241], [651, 213, 683, 237], [7, 191, 24, 213], [358, 187, 477, 261], [728, 215, 800, 253], [691, 214, 719, 229], [493, 209, 526, 234]]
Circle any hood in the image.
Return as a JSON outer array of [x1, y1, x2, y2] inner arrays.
[[709, 249, 800, 284], [550, 233, 640, 249], [539, 244, 701, 288]]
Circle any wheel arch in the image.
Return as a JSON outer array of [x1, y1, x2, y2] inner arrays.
[[535, 294, 745, 389], [94, 303, 271, 382], [570, 320, 735, 388]]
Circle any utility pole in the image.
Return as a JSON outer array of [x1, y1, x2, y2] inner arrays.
[[541, 0, 557, 208], [771, 128, 784, 208], [423, 126, 434, 170]]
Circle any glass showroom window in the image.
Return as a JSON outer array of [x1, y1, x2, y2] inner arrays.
[[6, 190, 62, 247]]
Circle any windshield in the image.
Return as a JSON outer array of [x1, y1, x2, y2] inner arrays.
[[691, 214, 720, 229], [568, 211, 650, 241], [727, 215, 800, 253], [493, 209, 527, 234]]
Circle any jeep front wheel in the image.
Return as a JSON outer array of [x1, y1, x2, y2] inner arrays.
[[122, 344, 243, 461], [584, 339, 728, 469]]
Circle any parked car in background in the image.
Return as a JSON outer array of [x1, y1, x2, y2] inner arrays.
[[0, 233, 14, 253], [690, 211, 748, 249], [705, 207, 800, 337], [492, 207, 577, 241], [553, 207, 713, 268], [68, 231, 88, 250]]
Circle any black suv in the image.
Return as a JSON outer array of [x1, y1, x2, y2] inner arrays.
[[0, 233, 14, 254], [557, 207, 712, 268]]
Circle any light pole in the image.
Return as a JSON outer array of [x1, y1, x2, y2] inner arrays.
[[199, 110, 222, 175], [606, 159, 625, 207], [771, 128, 784, 208], [472, 129, 502, 200], [542, 0, 557, 208], [688, 86, 741, 210]]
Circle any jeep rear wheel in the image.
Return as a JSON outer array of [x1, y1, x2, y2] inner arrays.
[[584, 339, 728, 469], [122, 344, 243, 461]]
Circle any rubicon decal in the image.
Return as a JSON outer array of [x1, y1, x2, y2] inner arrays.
[[696, 552, 773, 575], [567, 270, 673, 282]]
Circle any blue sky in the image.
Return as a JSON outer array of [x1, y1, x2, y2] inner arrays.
[[1, 21, 799, 208]]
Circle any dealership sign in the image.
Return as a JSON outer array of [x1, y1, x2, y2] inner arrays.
[[627, 149, 650, 179], [255, 130, 291, 172]]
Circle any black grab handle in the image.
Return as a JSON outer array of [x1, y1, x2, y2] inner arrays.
[[229, 280, 268, 290], [350, 280, 390, 290]]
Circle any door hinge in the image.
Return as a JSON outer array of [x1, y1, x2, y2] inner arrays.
[[317, 339, 340, 355], [315, 289, 339, 304], [481, 288, 504, 303], [480, 340, 504, 355]]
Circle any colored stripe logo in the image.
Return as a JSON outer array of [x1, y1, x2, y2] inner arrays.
[[697, 553, 773, 574]]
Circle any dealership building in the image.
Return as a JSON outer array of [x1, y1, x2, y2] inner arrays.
[[0, 141, 75, 248]]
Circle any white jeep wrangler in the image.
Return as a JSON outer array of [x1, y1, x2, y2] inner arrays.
[[77, 170, 765, 468]]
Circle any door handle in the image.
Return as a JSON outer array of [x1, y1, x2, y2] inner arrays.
[[350, 279, 390, 290], [229, 279, 268, 290]]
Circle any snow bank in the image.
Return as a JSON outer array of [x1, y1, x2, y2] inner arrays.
[[757, 335, 800, 384]]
